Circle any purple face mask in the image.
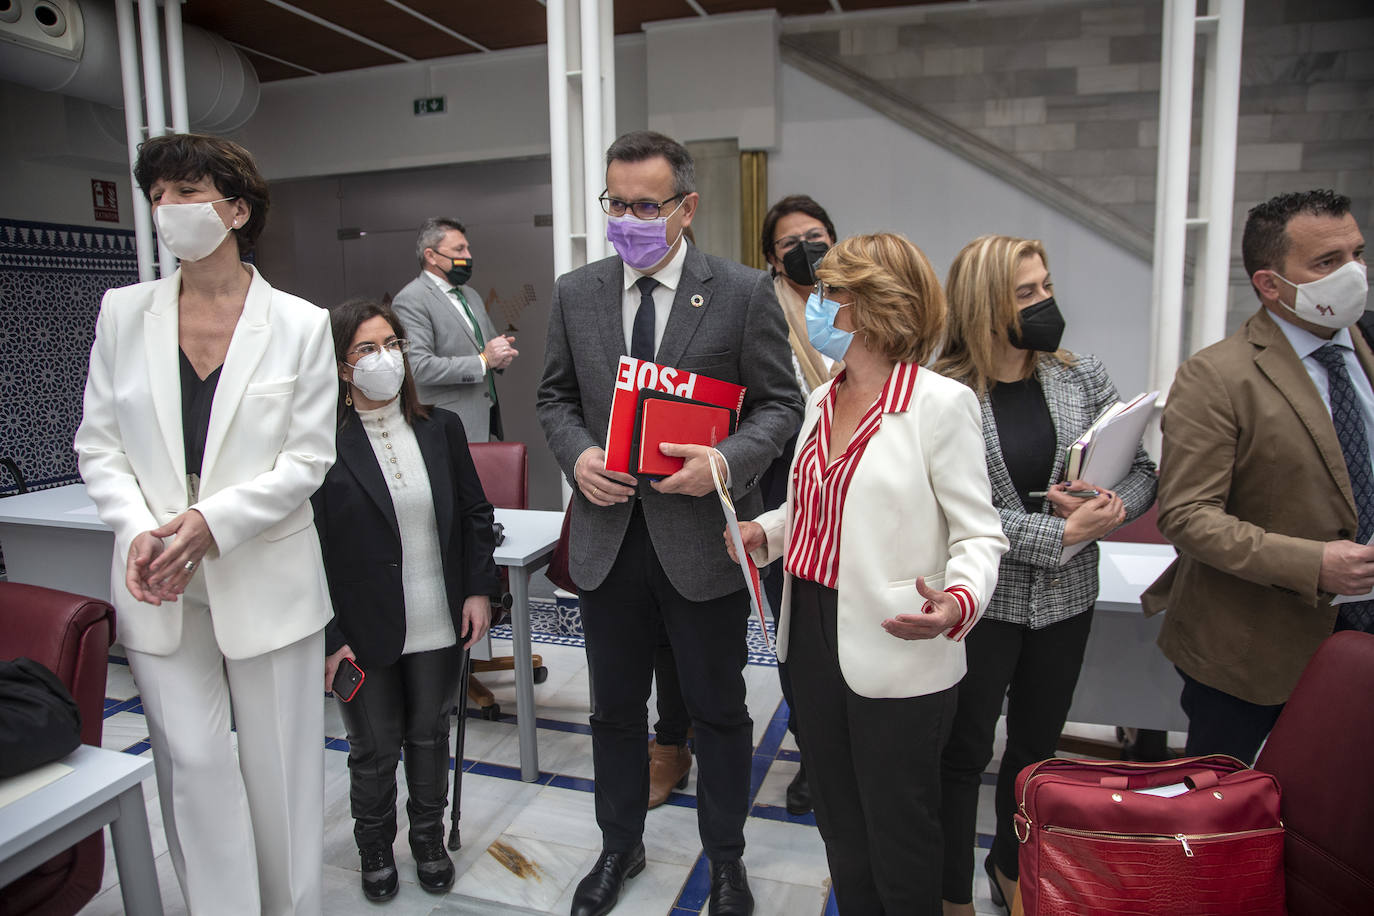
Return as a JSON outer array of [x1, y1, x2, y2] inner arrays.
[[605, 201, 684, 271]]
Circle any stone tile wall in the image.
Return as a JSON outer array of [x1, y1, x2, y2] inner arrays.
[[784, 0, 1373, 333]]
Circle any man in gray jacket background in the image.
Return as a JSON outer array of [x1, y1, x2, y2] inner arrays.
[[537, 131, 802, 916], [392, 217, 518, 441]]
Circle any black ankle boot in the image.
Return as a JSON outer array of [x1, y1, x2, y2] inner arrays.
[[359, 844, 399, 902], [412, 834, 455, 893]]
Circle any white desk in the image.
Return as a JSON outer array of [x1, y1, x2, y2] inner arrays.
[[1072, 541, 1187, 732], [0, 484, 114, 601], [492, 507, 565, 781], [0, 745, 161, 914], [0, 486, 565, 784]]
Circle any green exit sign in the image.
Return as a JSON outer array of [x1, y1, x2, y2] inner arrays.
[[413, 96, 446, 116]]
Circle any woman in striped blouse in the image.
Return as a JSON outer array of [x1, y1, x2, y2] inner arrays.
[[730, 233, 1008, 914], [934, 235, 1157, 915]]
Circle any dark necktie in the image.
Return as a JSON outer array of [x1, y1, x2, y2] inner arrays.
[[1313, 343, 1374, 632], [631, 276, 659, 362], [450, 287, 500, 412]]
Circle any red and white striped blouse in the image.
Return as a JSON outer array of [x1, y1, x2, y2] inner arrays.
[[785, 361, 978, 640]]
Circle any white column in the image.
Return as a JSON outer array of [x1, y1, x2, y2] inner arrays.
[[114, 0, 155, 283], [164, 0, 190, 132], [547, 0, 573, 280], [137, 0, 176, 276], [1190, 0, 1245, 352], [579, 0, 606, 263], [1149, 0, 1198, 397]]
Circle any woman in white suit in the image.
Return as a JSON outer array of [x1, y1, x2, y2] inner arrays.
[[74, 134, 337, 916], [730, 234, 1008, 915]]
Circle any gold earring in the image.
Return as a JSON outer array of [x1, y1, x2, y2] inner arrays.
[[345, 392, 353, 407]]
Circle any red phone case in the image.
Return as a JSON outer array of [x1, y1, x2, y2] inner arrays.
[[332, 657, 365, 702]]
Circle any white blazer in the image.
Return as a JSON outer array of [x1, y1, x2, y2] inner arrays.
[[74, 266, 337, 659], [752, 366, 1008, 698]]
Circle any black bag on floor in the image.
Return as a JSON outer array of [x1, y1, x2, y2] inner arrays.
[[0, 657, 82, 778]]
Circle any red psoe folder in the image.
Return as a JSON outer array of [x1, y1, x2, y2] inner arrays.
[[632, 390, 735, 477]]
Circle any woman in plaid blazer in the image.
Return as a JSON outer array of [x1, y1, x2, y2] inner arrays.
[[933, 236, 1158, 915]]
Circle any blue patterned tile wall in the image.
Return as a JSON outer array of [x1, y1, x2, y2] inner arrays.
[[0, 219, 139, 495]]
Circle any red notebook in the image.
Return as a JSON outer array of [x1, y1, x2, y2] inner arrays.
[[632, 390, 735, 478], [604, 356, 746, 474]]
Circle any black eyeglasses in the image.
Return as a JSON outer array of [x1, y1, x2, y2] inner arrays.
[[774, 228, 830, 256], [599, 192, 684, 220], [812, 280, 849, 304]]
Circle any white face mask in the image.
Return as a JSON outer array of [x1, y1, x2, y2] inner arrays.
[[1274, 260, 1370, 329], [348, 349, 405, 402], [154, 198, 235, 262]]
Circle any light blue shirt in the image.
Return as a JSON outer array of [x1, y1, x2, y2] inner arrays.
[[1273, 315, 1374, 469]]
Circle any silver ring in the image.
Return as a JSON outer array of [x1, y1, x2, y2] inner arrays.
[[183, 560, 197, 572]]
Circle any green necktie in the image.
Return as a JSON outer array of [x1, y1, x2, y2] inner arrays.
[[450, 287, 499, 407]]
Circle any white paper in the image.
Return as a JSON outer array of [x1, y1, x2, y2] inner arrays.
[[64, 504, 100, 517], [0, 760, 73, 809], [709, 455, 771, 650], [1132, 781, 1189, 798]]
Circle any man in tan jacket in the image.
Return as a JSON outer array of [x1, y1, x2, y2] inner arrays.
[[1144, 189, 1371, 763]]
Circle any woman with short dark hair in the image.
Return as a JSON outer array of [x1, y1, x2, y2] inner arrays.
[[314, 298, 499, 902], [75, 132, 337, 914]]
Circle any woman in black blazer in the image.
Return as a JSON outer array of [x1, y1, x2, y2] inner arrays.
[[313, 298, 500, 902]]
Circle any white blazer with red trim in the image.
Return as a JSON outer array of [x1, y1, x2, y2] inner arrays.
[[751, 364, 1008, 699]]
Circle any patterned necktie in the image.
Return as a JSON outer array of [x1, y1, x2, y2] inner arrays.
[[1313, 343, 1374, 631], [450, 287, 499, 411], [631, 276, 659, 361]]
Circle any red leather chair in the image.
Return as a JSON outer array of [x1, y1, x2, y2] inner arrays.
[[1255, 630, 1374, 915], [465, 442, 545, 717], [0, 582, 116, 916], [1103, 501, 1169, 544]]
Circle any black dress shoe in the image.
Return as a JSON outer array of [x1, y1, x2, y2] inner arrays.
[[570, 843, 646, 916], [412, 835, 456, 893], [359, 845, 399, 902], [784, 764, 812, 816], [709, 859, 754, 915]]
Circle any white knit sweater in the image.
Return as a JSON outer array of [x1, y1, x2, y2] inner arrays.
[[356, 399, 456, 654]]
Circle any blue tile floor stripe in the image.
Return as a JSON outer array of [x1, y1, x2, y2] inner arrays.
[[824, 887, 840, 916], [102, 696, 142, 718], [109, 654, 130, 666], [122, 739, 151, 755], [674, 853, 713, 911]]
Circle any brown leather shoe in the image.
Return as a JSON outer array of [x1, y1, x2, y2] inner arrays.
[[647, 738, 692, 809]]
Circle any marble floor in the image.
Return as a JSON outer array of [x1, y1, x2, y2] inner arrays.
[[83, 632, 1052, 916]]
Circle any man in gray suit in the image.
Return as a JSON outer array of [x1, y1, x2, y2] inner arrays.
[[537, 131, 802, 916], [391, 217, 518, 441]]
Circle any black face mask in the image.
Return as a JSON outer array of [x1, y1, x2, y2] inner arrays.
[[1009, 297, 1066, 352], [781, 240, 830, 288], [441, 256, 473, 288]]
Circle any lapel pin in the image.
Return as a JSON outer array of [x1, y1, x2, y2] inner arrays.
[[690, 294, 704, 308]]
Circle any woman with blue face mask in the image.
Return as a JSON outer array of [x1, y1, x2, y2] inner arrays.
[[312, 298, 500, 903], [728, 233, 1009, 914], [933, 236, 1158, 916], [74, 133, 338, 915]]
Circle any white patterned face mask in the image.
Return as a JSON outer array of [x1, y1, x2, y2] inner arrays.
[[1273, 260, 1369, 330], [154, 198, 235, 262]]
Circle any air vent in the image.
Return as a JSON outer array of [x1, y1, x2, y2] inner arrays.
[[0, 0, 83, 60]]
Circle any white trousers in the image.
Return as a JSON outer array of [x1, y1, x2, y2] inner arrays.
[[127, 575, 324, 916]]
